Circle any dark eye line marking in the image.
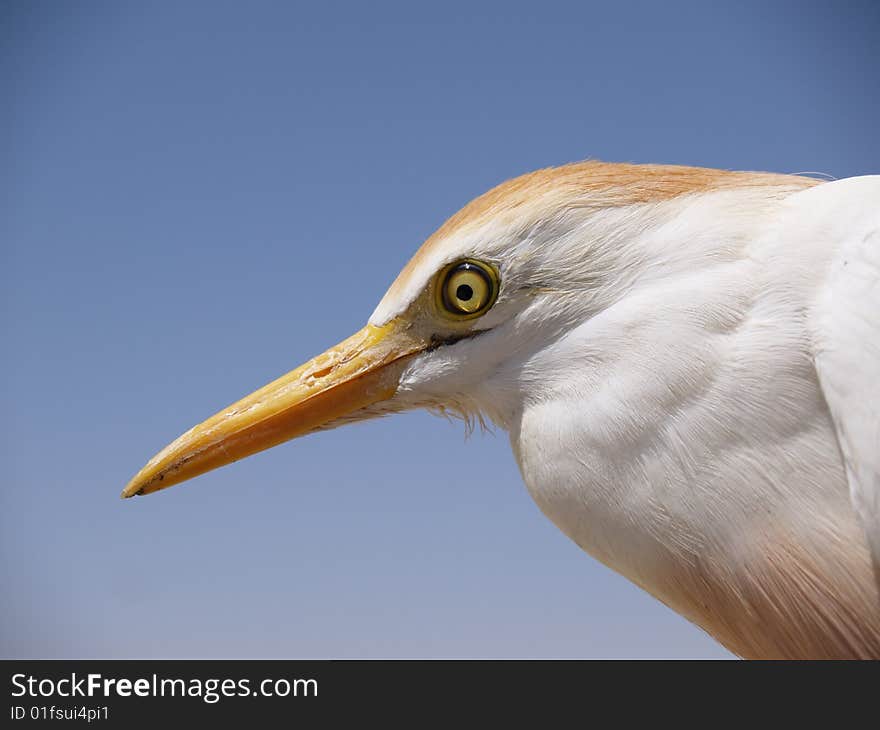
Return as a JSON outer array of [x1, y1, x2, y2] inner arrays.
[[426, 329, 486, 352]]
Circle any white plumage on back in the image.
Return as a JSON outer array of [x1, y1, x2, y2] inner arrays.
[[808, 177, 880, 565]]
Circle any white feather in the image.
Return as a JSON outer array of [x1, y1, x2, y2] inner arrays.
[[806, 177, 880, 564]]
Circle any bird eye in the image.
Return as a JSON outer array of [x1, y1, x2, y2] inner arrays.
[[437, 260, 499, 318]]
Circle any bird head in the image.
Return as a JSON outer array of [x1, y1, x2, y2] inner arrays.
[[122, 161, 813, 498]]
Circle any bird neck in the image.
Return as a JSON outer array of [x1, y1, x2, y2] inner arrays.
[[505, 187, 880, 658]]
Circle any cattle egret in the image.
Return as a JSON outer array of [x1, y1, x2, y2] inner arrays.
[[123, 161, 880, 659]]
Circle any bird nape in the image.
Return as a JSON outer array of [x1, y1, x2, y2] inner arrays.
[[123, 160, 880, 660]]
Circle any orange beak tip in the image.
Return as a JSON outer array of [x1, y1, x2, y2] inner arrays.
[[120, 321, 426, 499]]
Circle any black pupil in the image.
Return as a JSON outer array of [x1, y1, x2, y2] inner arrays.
[[456, 284, 474, 301]]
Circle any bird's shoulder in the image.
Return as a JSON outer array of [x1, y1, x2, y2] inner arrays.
[[796, 175, 880, 560]]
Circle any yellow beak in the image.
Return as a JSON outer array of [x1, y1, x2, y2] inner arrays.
[[121, 320, 426, 498]]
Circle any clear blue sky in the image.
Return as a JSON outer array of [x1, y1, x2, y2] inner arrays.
[[2, 1, 878, 659]]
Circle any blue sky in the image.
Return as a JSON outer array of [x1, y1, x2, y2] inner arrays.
[[2, 1, 878, 658]]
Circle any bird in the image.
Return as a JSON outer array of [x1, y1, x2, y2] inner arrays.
[[122, 160, 880, 660]]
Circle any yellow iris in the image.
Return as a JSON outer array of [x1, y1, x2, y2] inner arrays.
[[438, 260, 499, 318]]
